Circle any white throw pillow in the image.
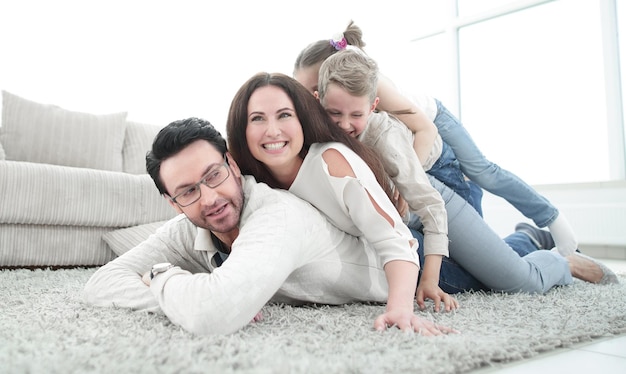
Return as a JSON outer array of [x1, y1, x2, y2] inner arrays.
[[122, 121, 163, 174], [102, 221, 168, 256], [0, 90, 127, 171]]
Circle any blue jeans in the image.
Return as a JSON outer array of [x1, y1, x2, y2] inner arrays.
[[426, 141, 482, 216], [433, 99, 559, 227], [468, 180, 483, 217], [412, 229, 543, 293], [410, 176, 572, 294]]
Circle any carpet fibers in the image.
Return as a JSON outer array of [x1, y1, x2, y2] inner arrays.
[[1, 268, 625, 373]]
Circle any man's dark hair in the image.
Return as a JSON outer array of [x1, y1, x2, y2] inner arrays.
[[146, 117, 227, 196]]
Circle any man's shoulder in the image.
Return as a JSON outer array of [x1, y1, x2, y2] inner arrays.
[[161, 213, 194, 228], [155, 213, 197, 242]]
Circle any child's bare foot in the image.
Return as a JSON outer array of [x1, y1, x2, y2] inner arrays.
[[566, 252, 619, 284]]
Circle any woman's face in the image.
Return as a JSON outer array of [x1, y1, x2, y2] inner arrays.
[[245, 85, 305, 176], [293, 63, 322, 94]]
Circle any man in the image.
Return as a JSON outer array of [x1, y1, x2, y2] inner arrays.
[[84, 117, 453, 336]]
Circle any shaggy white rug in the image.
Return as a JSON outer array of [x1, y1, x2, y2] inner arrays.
[[1, 268, 625, 373]]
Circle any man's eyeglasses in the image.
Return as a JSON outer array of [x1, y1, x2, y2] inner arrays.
[[170, 158, 230, 207]]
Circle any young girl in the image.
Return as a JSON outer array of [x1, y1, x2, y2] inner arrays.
[[226, 72, 617, 315], [293, 20, 578, 257]]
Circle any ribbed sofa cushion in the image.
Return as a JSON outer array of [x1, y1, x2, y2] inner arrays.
[[0, 91, 127, 171], [0, 161, 175, 227], [0, 224, 117, 267], [122, 121, 163, 174]]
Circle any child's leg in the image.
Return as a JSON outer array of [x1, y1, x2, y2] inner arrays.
[[547, 214, 577, 256], [411, 226, 488, 293], [430, 176, 573, 294], [432, 99, 577, 256], [467, 180, 483, 217], [411, 221, 542, 294], [426, 142, 481, 214]]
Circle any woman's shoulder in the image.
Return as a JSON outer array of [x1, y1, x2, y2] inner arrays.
[[307, 142, 369, 178], [310, 142, 360, 163], [309, 141, 350, 153], [310, 142, 360, 161]]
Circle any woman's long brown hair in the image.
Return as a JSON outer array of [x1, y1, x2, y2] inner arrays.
[[226, 72, 393, 200]]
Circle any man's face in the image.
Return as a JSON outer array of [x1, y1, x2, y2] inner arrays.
[[160, 140, 243, 235]]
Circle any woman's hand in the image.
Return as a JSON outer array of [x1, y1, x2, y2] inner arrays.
[[373, 308, 458, 335]]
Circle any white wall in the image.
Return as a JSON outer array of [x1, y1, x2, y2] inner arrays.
[[482, 181, 626, 257], [0, 0, 439, 136]]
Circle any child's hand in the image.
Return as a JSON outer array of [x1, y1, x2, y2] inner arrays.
[[392, 189, 409, 217], [416, 282, 459, 312]]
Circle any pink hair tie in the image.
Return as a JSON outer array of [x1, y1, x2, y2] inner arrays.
[[330, 33, 348, 50]]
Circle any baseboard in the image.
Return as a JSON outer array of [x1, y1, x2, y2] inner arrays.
[[578, 245, 626, 260]]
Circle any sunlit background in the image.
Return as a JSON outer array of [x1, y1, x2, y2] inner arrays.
[[1, 0, 624, 186]]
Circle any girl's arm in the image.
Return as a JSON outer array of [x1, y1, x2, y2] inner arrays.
[[377, 75, 438, 165]]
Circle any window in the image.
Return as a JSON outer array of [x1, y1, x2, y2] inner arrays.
[[401, 0, 624, 185]]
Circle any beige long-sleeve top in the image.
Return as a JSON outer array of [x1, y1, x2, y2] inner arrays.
[[358, 111, 449, 257]]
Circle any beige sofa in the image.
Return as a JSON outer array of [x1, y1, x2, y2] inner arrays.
[[0, 91, 176, 267]]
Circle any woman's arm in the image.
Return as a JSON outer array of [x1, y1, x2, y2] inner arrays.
[[321, 147, 421, 330]]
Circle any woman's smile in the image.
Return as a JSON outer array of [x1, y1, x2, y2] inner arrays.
[[263, 141, 288, 151]]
